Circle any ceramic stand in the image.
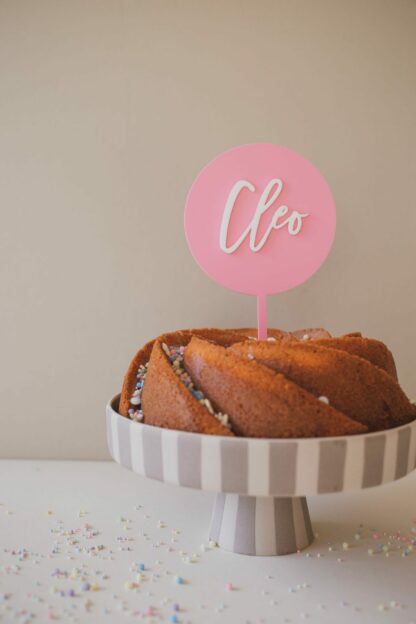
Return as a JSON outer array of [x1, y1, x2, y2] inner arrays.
[[209, 494, 313, 555], [107, 394, 416, 556]]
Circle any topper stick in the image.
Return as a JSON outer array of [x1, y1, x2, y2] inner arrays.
[[257, 294, 268, 340]]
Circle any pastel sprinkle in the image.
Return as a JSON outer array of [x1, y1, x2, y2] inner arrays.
[[174, 576, 184, 585], [226, 582, 233, 591], [161, 343, 230, 429]]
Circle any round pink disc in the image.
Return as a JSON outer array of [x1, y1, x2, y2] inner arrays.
[[184, 143, 336, 296]]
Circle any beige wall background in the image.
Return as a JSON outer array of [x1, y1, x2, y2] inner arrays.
[[1, 0, 415, 459]]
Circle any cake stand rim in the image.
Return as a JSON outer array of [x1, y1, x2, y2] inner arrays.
[[107, 393, 416, 444], [107, 393, 416, 496]]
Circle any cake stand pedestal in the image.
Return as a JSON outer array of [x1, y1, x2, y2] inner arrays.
[[107, 394, 416, 556], [209, 494, 313, 555]]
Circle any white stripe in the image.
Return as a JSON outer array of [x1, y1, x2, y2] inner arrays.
[[343, 435, 365, 490], [201, 436, 222, 492], [255, 497, 276, 555], [407, 424, 416, 473], [111, 412, 121, 464], [295, 440, 319, 495], [248, 441, 270, 496], [218, 494, 239, 551], [292, 497, 309, 551], [381, 429, 399, 484], [161, 429, 179, 485], [130, 422, 145, 475]]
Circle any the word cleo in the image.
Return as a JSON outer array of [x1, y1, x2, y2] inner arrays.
[[219, 178, 309, 254]]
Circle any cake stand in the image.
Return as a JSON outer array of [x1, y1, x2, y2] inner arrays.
[[106, 394, 416, 556]]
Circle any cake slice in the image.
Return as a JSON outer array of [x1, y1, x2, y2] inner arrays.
[[229, 340, 414, 431], [183, 337, 367, 438], [141, 340, 233, 435]]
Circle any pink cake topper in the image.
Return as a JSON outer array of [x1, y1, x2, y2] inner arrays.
[[184, 143, 336, 339]]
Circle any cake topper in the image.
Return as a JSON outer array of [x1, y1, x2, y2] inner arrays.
[[184, 143, 336, 338]]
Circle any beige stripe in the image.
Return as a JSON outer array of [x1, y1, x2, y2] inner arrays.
[[274, 498, 297, 555], [248, 441, 270, 496], [395, 426, 411, 479], [201, 436, 222, 492], [142, 426, 163, 480], [362, 434, 386, 488], [269, 442, 298, 495], [301, 497, 314, 544], [178, 434, 202, 489], [381, 429, 399, 484], [118, 417, 133, 468], [106, 409, 114, 459], [343, 435, 365, 490], [318, 439, 347, 493], [255, 497, 276, 555], [130, 421, 145, 475], [161, 429, 179, 485], [221, 439, 248, 494], [292, 497, 309, 551], [407, 423, 416, 473], [234, 496, 256, 555], [111, 412, 121, 464], [295, 440, 320, 495]]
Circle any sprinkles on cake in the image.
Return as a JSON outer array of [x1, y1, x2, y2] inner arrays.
[[127, 344, 231, 429], [161, 343, 231, 429], [128, 363, 148, 421]]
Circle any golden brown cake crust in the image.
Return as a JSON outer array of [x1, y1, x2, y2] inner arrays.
[[229, 340, 414, 431], [119, 328, 247, 417], [313, 336, 398, 378], [141, 341, 233, 436], [183, 337, 367, 438]]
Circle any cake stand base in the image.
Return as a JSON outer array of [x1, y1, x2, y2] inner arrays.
[[209, 494, 314, 556]]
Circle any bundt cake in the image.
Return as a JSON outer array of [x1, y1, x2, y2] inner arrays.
[[119, 327, 416, 438]]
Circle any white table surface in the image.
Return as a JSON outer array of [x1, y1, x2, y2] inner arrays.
[[1, 460, 415, 624]]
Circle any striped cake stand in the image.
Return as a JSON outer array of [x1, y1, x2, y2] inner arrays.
[[107, 394, 416, 556]]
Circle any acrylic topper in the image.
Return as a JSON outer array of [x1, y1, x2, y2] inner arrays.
[[184, 143, 336, 338]]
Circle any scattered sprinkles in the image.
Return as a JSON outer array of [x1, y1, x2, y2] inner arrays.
[[2, 478, 416, 622]]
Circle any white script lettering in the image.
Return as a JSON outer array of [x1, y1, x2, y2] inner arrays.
[[219, 178, 309, 254]]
